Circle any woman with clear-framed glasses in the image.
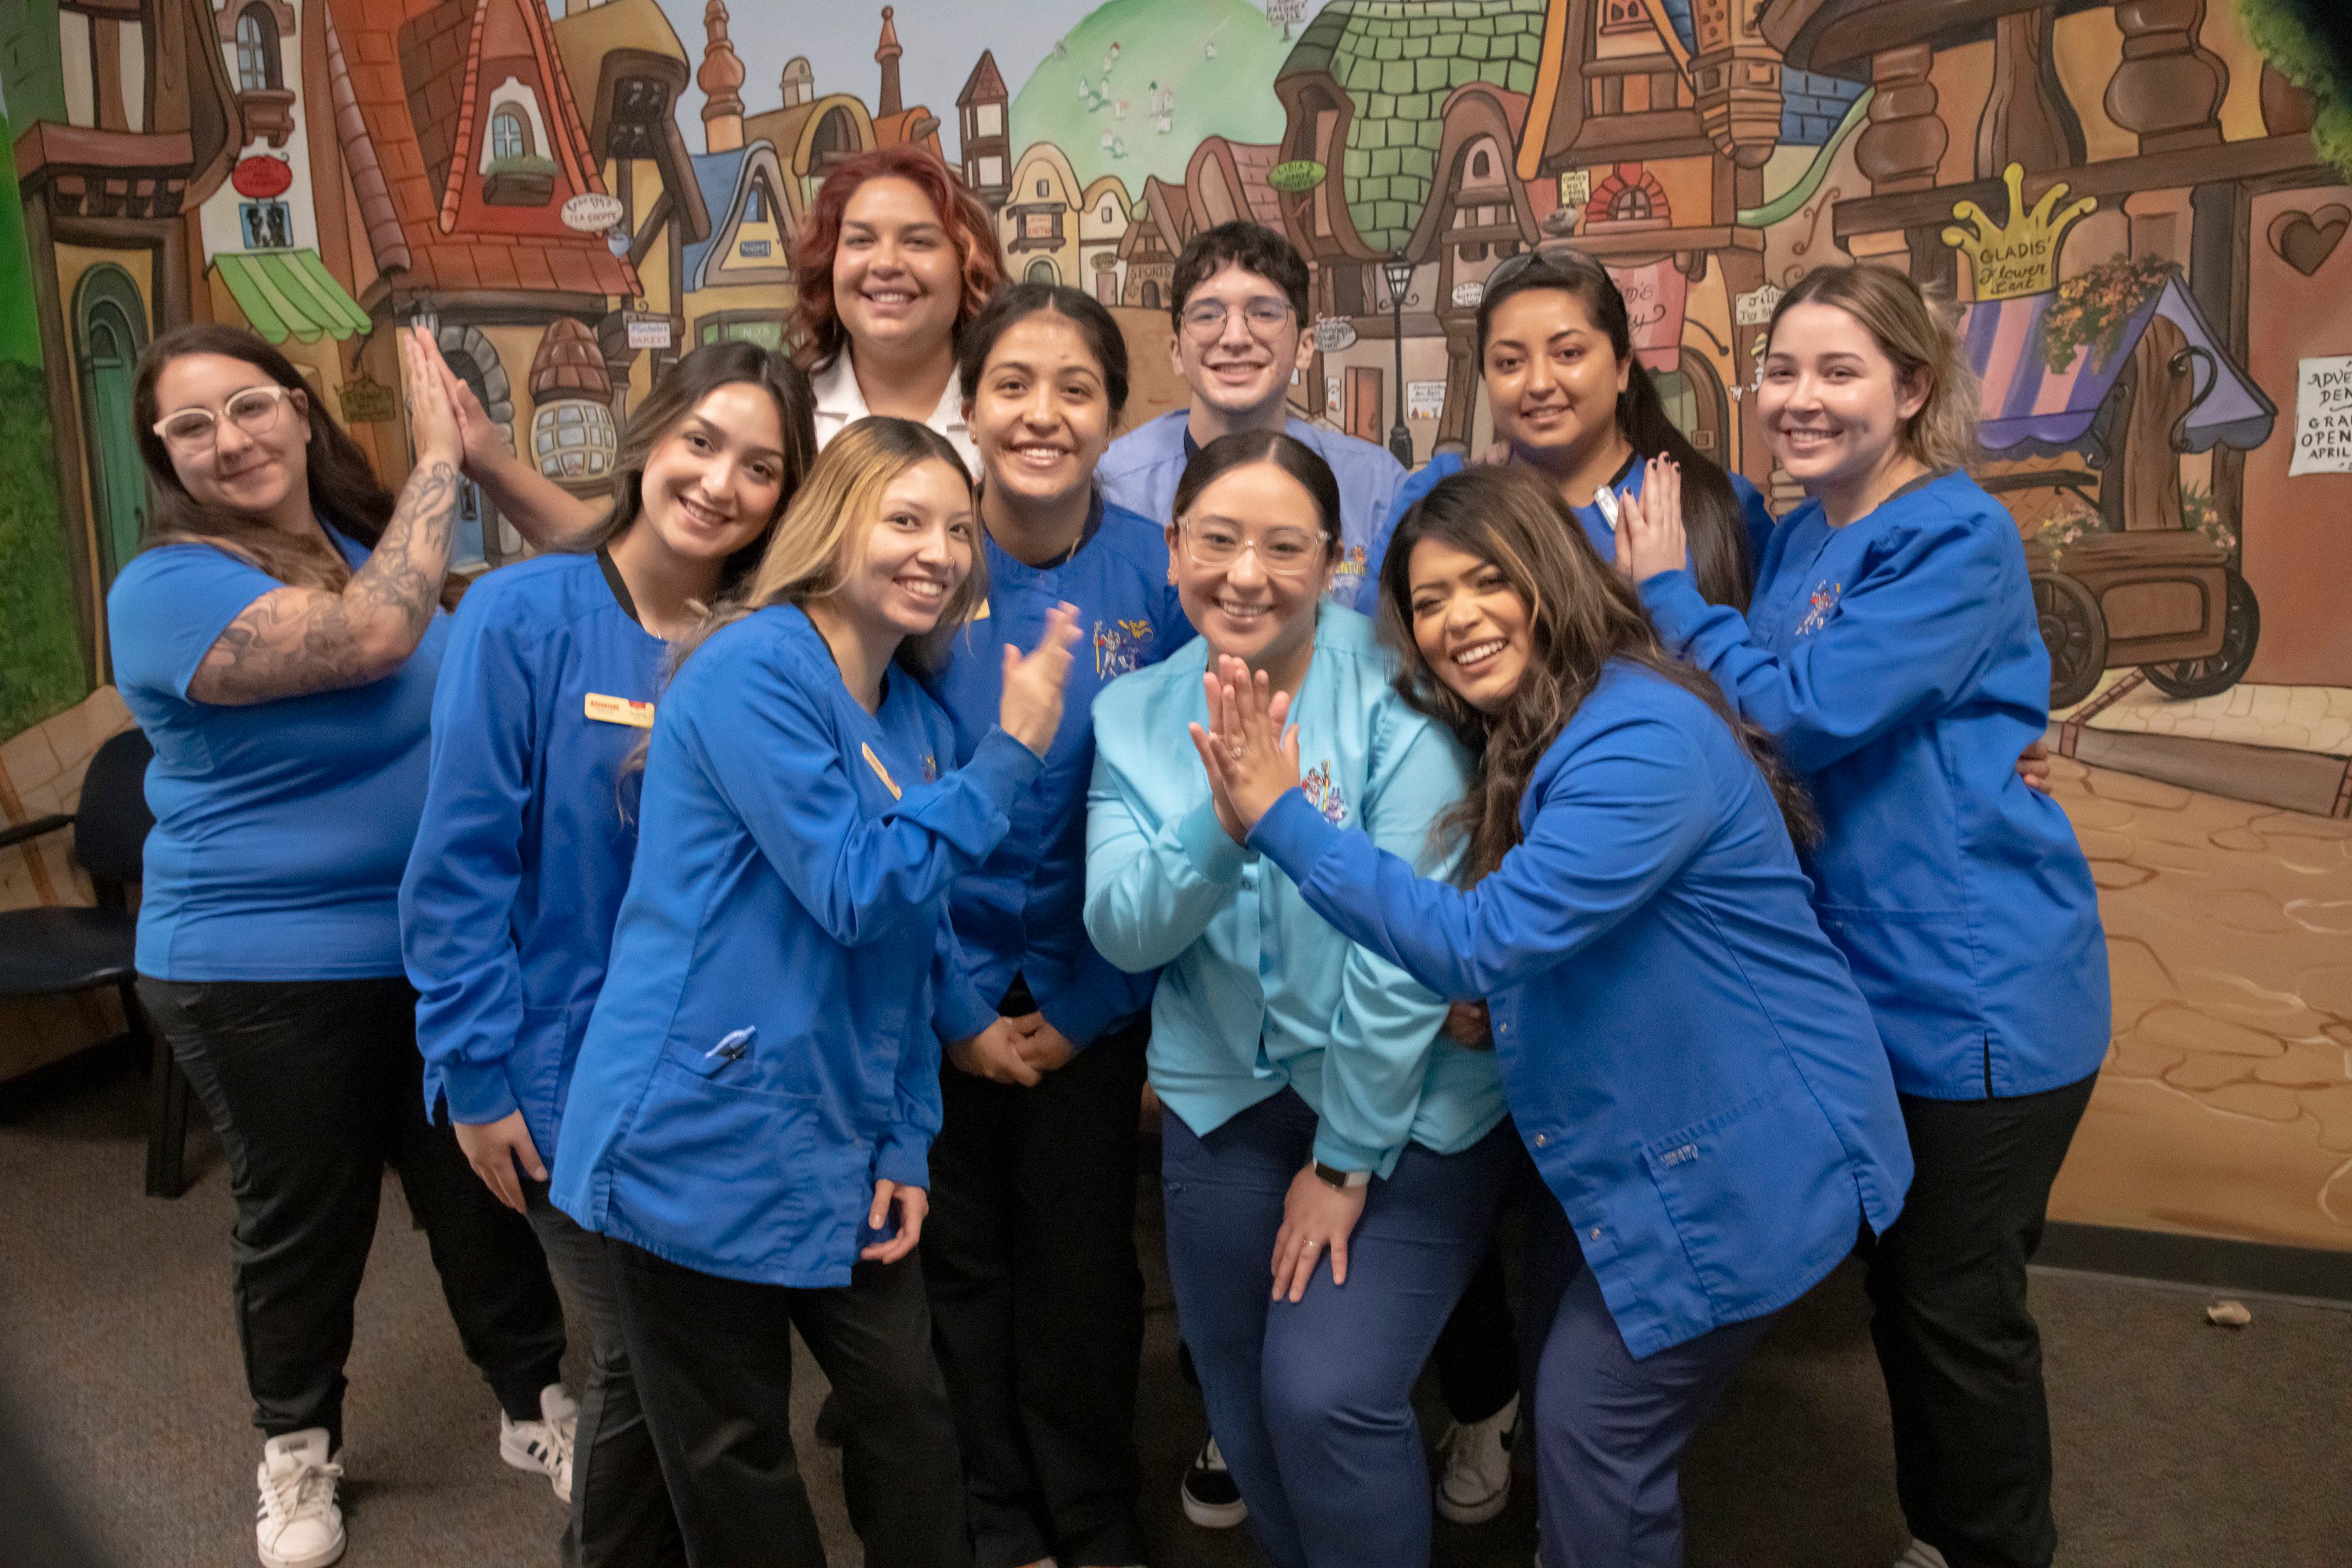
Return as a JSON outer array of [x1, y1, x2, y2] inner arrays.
[[1084, 431, 1511, 1568], [105, 323, 572, 1568]]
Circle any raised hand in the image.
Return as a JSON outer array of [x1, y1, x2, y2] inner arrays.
[[1618, 456, 1689, 584], [999, 602, 1083, 758], [412, 325, 511, 477]]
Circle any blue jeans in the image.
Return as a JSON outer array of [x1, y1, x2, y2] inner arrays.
[[1524, 1188, 1776, 1568], [1160, 1088, 1514, 1568]]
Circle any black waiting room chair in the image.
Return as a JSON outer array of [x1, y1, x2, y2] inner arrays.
[[0, 726, 192, 1197]]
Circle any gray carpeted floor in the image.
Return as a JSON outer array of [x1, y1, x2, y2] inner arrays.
[[4, 1054, 2347, 1567]]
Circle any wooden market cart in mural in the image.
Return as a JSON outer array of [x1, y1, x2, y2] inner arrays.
[[1962, 263, 2276, 709]]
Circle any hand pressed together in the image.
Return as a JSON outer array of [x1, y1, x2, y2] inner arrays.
[[1613, 456, 1688, 584], [1188, 655, 1304, 838]]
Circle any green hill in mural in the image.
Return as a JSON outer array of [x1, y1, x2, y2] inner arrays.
[[1010, 0, 1296, 204]]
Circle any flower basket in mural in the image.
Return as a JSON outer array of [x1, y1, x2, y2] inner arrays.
[[1963, 267, 2277, 707]]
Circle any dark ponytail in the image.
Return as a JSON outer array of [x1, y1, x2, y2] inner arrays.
[[1477, 250, 1755, 609]]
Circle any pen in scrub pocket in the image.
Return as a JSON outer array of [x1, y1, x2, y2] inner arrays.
[[705, 1026, 755, 1062], [1592, 483, 1622, 527]]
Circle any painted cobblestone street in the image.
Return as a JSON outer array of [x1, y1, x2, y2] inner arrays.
[[2048, 753, 2352, 1250]]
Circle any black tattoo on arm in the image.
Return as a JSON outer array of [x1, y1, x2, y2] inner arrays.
[[188, 461, 462, 706]]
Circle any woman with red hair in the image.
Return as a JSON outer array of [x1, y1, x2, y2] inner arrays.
[[790, 145, 1007, 467]]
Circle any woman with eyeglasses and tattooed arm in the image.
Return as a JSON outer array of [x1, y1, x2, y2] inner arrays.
[[107, 324, 571, 1568]]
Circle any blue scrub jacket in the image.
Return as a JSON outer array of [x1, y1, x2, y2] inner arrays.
[[400, 552, 664, 1159], [915, 497, 1194, 1047], [551, 605, 1043, 1288], [1354, 450, 1777, 615], [1641, 470, 2110, 1100], [1249, 661, 1912, 1358]]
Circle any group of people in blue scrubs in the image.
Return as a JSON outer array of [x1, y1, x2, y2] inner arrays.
[[111, 134, 2107, 1568]]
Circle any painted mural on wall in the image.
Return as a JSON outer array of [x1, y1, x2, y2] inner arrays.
[[3, 0, 2349, 1250]]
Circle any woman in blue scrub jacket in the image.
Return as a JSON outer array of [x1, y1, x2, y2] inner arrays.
[[1621, 263, 2110, 1568], [400, 342, 817, 1568], [550, 417, 1080, 1568], [108, 324, 570, 1568], [1195, 462, 1913, 1567], [915, 284, 1190, 1568], [1355, 250, 1781, 1511], [1085, 431, 1513, 1568], [1358, 245, 1776, 615]]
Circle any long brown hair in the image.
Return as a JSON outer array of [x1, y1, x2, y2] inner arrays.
[[132, 323, 462, 609], [1477, 249, 1754, 609], [1374, 465, 1816, 877], [567, 340, 818, 596], [787, 145, 1005, 372], [668, 416, 985, 676], [1769, 265, 1980, 472]]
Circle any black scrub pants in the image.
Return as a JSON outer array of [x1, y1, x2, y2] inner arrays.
[[139, 975, 566, 1452], [1863, 1072, 2098, 1568], [923, 993, 1151, 1568], [604, 1237, 971, 1568], [524, 1186, 686, 1568]]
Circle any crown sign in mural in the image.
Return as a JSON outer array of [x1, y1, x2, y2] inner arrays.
[[1940, 163, 2099, 301]]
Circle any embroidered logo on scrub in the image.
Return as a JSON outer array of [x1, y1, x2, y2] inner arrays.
[[1795, 580, 1844, 638], [1300, 762, 1350, 827], [1092, 617, 1154, 679]]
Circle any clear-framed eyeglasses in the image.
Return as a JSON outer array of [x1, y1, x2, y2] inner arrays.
[[1176, 518, 1327, 579], [1179, 296, 1296, 342], [153, 384, 299, 452]]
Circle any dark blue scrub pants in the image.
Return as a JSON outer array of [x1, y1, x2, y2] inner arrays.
[[1522, 1187, 1774, 1568], [1160, 1087, 1514, 1568]]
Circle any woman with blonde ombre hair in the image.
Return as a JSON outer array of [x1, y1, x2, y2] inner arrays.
[[549, 417, 1081, 1567], [1620, 263, 2108, 1568]]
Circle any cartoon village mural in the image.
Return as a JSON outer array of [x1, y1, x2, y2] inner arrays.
[[3, 0, 2350, 1260]]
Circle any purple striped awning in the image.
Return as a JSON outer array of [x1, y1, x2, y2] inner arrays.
[[1958, 274, 2275, 458]]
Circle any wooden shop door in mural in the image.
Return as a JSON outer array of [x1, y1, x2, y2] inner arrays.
[[73, 266, 150, 588], [1345, 367, 1382, 446]]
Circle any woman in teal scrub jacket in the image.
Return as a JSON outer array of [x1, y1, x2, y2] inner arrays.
[[400, 342, 817, 1568], [1196, 463, 1910, 1567], [1620, 263, 2110, 1568], [550, 417, 1079, 1568]]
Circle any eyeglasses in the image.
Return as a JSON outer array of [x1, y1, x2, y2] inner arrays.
[[1176, 519, 1326, 578], [154, 385, 299, 451], [1179, 297, 1295, 342], [1482, 242, 1605, 295]]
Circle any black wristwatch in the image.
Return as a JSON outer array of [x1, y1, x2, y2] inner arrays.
[[1313, 1161, 1371, 1191]]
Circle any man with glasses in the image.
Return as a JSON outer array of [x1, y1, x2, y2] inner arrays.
[[1099, 223, 1405, 604]]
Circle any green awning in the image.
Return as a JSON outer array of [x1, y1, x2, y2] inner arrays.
[[211, 250, 372, 344]]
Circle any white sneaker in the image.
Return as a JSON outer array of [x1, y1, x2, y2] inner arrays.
[[1434, 1392, 1518, 1525], [1179, 1435, 1247, 1527], [255, 1429, 345, 1568], [499, 1383, 577, 1504], [1892, 1542, 1951, 1568]]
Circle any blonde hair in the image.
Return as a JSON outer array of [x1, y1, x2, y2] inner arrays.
[[1770, 265, 1980, 472], [670, 416, 986, 674]]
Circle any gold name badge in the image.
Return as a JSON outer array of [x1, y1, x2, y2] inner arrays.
[[861, 742, 902, 799], [583, 692, 655, 728]]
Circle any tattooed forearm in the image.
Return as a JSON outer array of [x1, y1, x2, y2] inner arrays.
[[188, 461, 463, 706]]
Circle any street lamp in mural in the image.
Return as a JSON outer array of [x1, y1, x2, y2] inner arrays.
[[1382, 253, 1415, 468]]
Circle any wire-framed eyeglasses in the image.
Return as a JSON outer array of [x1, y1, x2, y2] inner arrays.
[[1175, 518, 1327, 578]]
